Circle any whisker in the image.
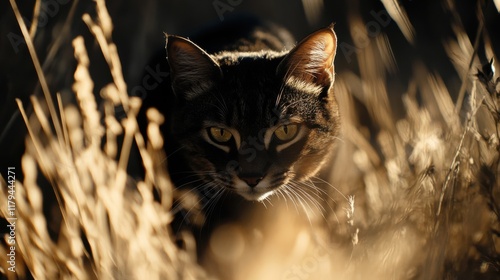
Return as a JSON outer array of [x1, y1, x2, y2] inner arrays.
[[299, 179, 327, 198], [310, 176, 349, 202], [285, 184, 314, 227], [174, 196, 205, 229], [166, 146, 185, 159], [172, 176, 220, 214], [304, 178, 340, 224], [202, 187, 225, 218], [275, 188, 289, 210], [303, 178, 339, 205], [290, 182, 330, 225], [202, 187, 229, 232], [282, 185, 300, 213], [289, 181, 325, 213], [175, 177, 206, 189], [286, 171, 331, 200], [261, 198, 269, 209], [174, 179, 228, 231], [158, 146, 186, 165]]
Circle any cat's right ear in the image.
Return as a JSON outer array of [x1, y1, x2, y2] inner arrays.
[[166, 35, 222, 100], [277, 24, 337, 92]]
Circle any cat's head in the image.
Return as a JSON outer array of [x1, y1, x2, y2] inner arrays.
[[166, 25, 339, 201]]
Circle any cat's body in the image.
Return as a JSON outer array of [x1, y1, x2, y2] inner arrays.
[[139, 18, 339, 254]]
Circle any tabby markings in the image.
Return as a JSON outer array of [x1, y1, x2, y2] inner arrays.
[[284, 76, 324, 97]]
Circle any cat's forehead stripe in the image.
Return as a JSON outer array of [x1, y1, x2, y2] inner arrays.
[[284, 76, 323, 96]]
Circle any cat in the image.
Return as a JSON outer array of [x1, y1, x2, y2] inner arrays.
[[135, 17, 341, 260], [159, 20, 340, 203]]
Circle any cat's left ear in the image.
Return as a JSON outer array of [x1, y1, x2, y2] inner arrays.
[[166, 35, 222, 100], [277, 24, 337, 90]]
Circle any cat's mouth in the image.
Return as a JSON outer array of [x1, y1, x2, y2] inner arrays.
[[232, 176, 283, 201]]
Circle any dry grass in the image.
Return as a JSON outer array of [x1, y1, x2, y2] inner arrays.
[[1, 0, 499, 279], [1, 1, 206, 279]]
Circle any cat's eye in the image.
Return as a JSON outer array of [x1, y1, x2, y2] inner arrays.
[[274, 124, 299, 141], [209, 127, 233, 143]]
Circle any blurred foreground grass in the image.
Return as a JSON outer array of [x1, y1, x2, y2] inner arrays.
[[1, 0, 500, 279]]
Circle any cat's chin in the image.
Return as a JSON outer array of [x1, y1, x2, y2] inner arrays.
[[237, 189, 275, 202]]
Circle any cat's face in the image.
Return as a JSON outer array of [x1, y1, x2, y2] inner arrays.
[[166, 25, 339, 201]]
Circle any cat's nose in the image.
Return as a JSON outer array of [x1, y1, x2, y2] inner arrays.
[[240, 175, 263, 188]]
